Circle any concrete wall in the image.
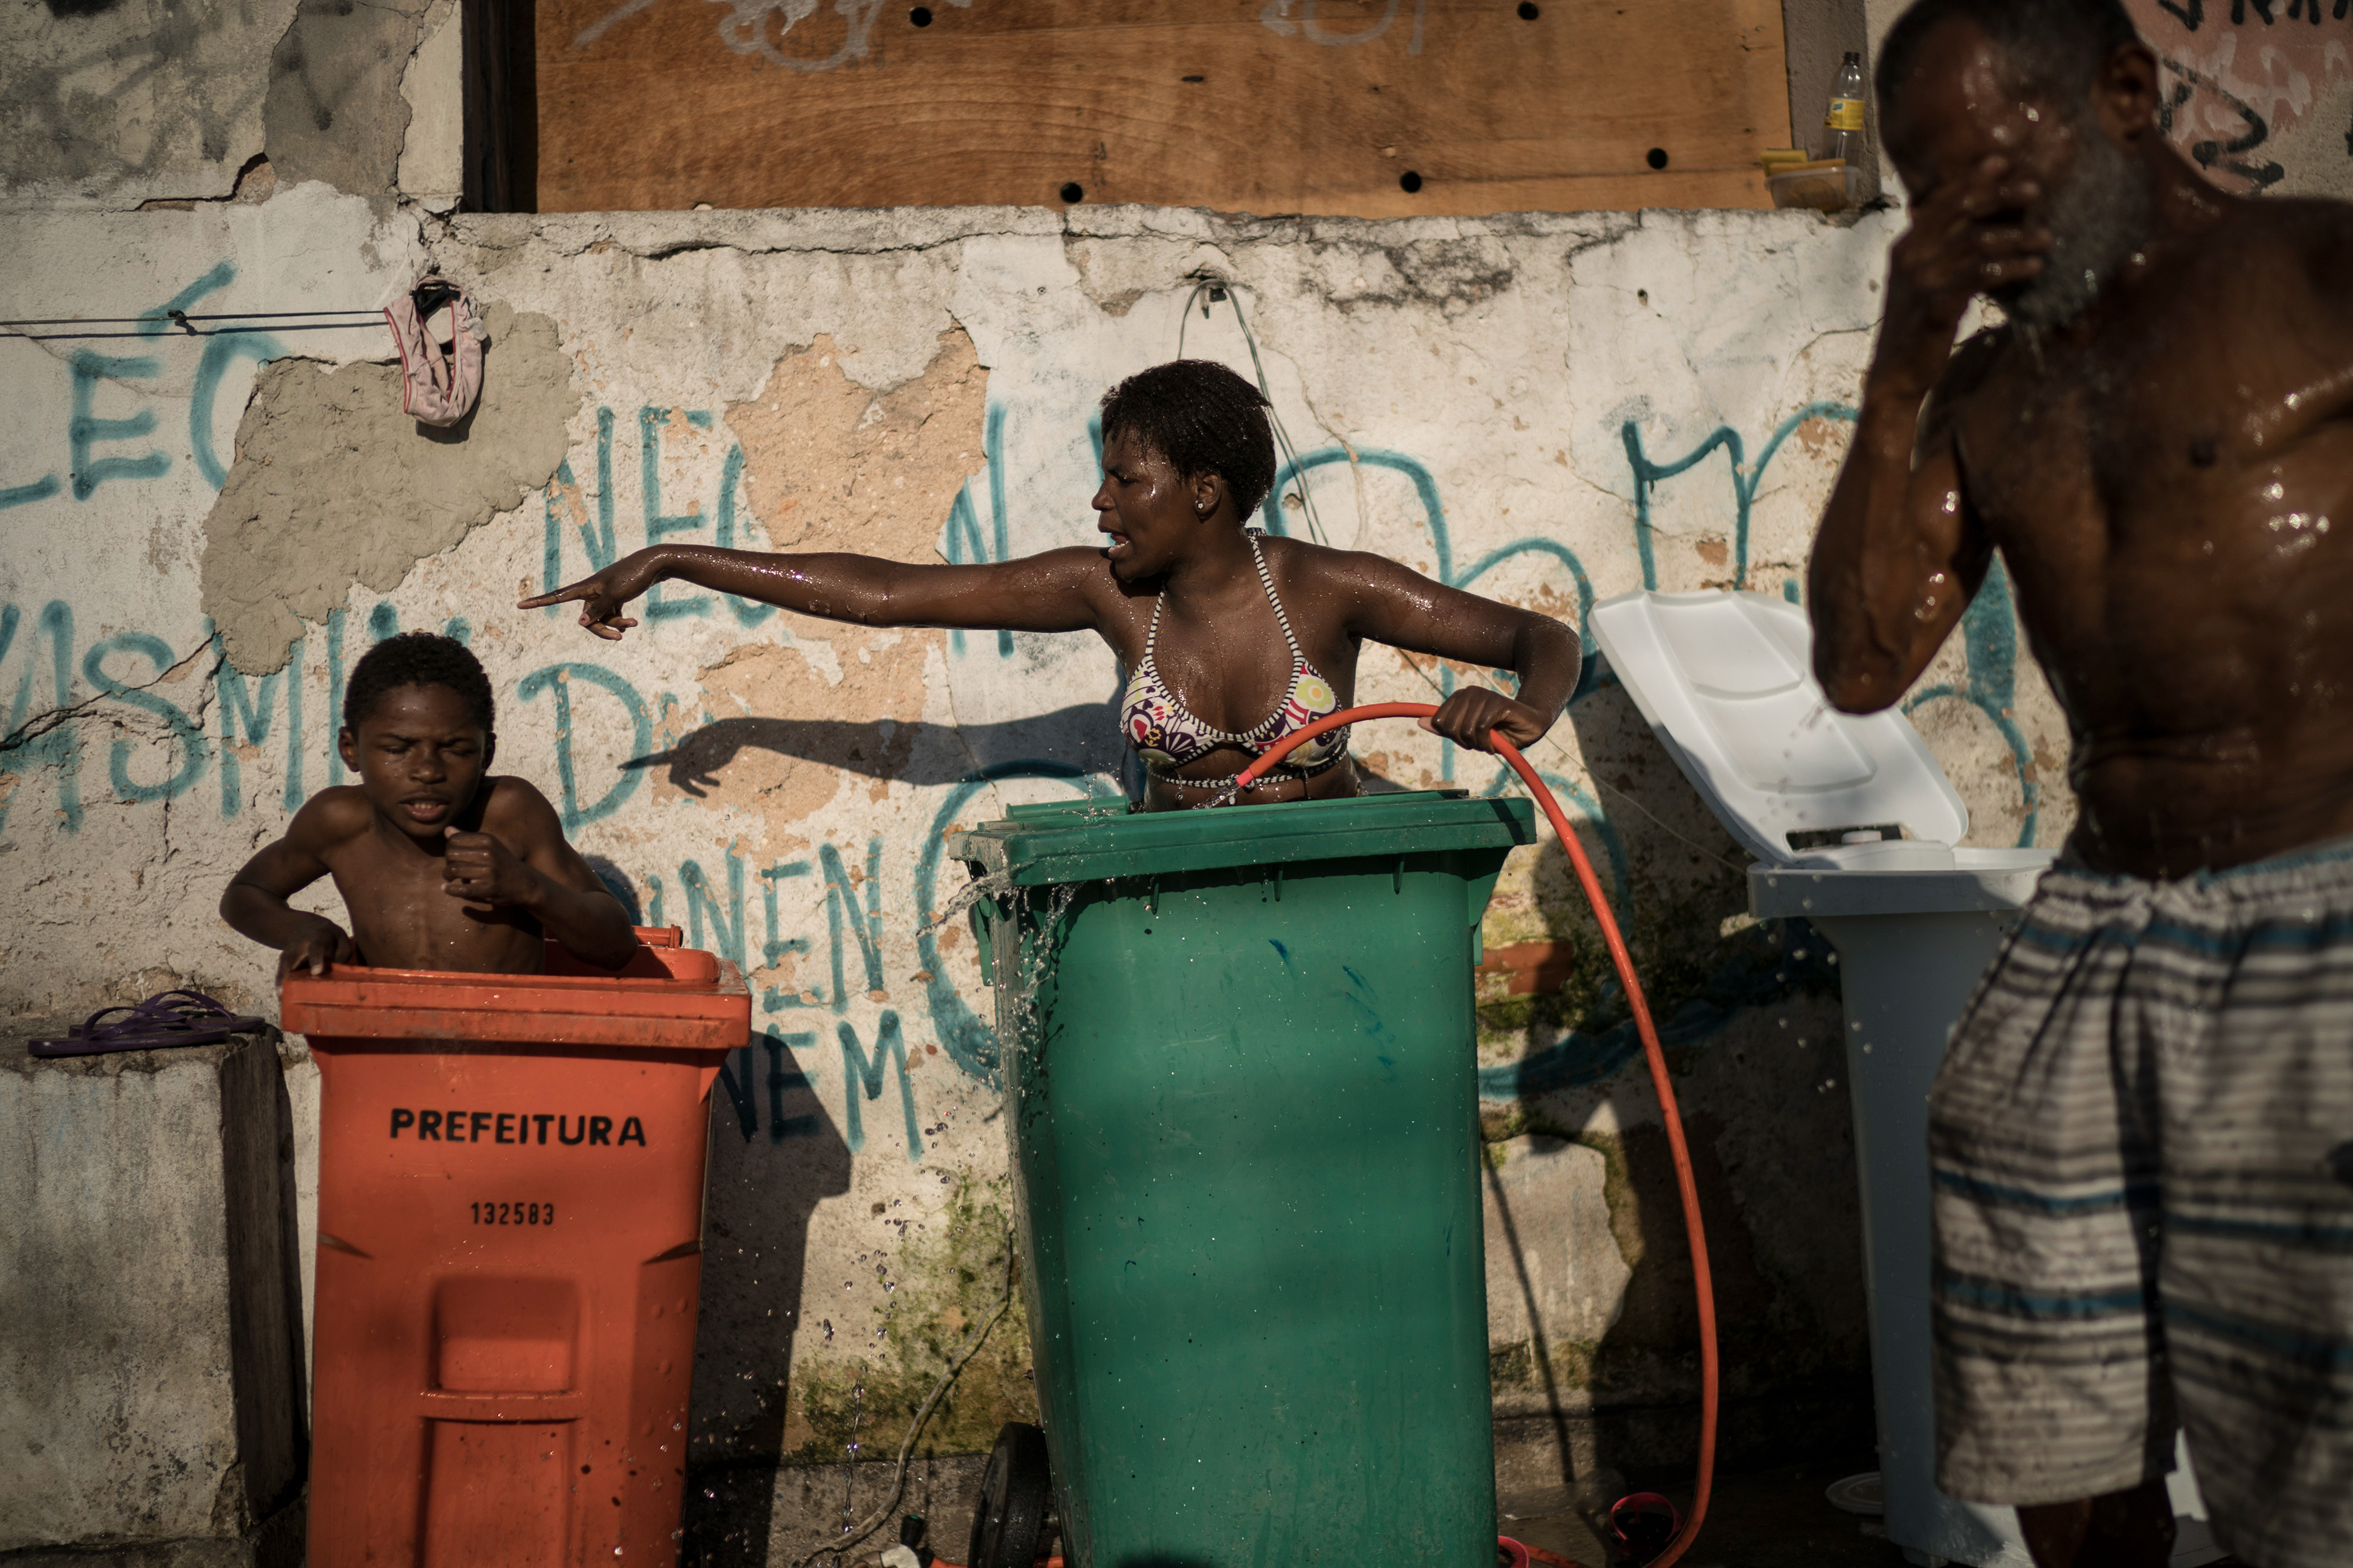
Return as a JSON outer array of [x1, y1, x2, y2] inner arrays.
[[1, 1030, 306, 1564], [9, 0, 2281, 1557]]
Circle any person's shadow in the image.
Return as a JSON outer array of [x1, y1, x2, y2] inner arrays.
[[680, 1031, 855, 1567], [622, 703, 1129, 800], [1472, 675, 1869, 1510]]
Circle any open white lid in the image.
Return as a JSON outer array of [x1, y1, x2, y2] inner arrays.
[[1588, 590, 1968, 868]]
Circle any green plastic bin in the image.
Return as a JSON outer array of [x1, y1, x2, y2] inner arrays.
[[948, 789, 1538, 1567]]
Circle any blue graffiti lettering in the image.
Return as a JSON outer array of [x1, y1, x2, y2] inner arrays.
[[81, 632, 205, 803], [681, 849, 748, 970], [913, 761, 1114, 1085], [69, 351, 170, 501], [1622, 402, 1859, 593], [515, 662, 654, 830], [715, 1030, 824, 1143], [191, 331, 285, 490], [838, 1011, 921, 1159], [212, 627, 302, 817], [641, 406, 714, 621], [0, 473, 61, 511], [821, 837, 885, 1013], [712, 445, 776, 626], [758, 859, 815, 1012], [541, 408, 621, 611], [0, 602, 84, 833], [939, 403, 1015, 658]]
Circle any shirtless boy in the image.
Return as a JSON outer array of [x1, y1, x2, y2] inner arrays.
[[222, 632, 637, 977], [1811, 2, 2353, 1564]]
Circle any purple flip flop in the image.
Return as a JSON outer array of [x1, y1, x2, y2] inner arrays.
[[29, 989, 268, 1058]]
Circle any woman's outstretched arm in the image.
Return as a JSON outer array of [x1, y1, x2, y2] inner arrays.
[[519, 545, 1109, 639], [1342, 553, 1581, 752]]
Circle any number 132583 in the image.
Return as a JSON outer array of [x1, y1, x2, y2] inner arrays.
[[471, 1201, 554, 1226]]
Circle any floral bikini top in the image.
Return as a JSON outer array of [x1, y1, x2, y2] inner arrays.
[[1121, 531, 1350, 788]]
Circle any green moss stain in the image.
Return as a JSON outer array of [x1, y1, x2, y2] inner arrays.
[[786, 1173, 1040, 1465], [1475, 845, 1836, 1071]]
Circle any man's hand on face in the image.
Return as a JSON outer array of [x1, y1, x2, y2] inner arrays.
[[1881, 154, 2053, 386], [441, 828, 539, 908]]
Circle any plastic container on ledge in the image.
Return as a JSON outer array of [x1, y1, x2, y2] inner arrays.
[[283, 927, 751, 1568]]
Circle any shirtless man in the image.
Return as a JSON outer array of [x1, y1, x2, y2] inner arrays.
[[222, 632, 637, 977], [1810, 2, 2353, 1564]]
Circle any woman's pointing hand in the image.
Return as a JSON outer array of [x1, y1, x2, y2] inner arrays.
[[518, 549, 664, 640]]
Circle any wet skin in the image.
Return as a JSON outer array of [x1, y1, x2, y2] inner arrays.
[[220, 684, 636, 977], [1810, 22, 2353, 880], [521, 428, 1581, 810]]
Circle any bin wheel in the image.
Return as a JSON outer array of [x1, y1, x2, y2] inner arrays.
[[968, 1421, 1052, 1568]]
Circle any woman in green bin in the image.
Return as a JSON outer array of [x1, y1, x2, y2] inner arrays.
[[522, 360, 1579, 812]]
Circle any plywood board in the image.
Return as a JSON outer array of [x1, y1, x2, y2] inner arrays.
[[535, 0, 1791, 215]]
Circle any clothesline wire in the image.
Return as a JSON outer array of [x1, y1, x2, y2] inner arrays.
[[0, 309, 382, 326], [4, 322, 387, 342]]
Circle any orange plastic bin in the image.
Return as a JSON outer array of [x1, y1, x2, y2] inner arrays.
[[282, 929, 750, 1568]]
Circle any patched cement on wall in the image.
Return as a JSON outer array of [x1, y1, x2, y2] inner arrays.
[[0, 0, 304, 208], [199, 305, 583, 673]]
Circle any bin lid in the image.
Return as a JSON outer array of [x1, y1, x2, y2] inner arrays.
[[1587, 589, 1969, 866], [946, 789, 1536, 886], [281, 931, 750, 1052]]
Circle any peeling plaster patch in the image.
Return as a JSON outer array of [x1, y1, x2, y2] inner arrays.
[[726, 328, 988, 556], [635, 328, 994, 836], [199, 305, 581, 673]]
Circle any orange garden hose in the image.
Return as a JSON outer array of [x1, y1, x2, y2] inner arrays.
[[1236, 704, 1718, 1568]]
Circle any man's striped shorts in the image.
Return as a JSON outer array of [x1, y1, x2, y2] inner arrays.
[[1929, 838, 2353, 1568]]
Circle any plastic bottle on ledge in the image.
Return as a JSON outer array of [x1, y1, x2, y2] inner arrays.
[[1822, 51, 1865, 166]]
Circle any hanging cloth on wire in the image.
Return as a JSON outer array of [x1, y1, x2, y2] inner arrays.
[[382, 276, 483, 427]]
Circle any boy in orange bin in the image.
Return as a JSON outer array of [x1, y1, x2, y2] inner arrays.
[[222, 632, 636, 977]]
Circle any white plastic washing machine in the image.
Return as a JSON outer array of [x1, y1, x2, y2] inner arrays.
[[1588, 589, 2223, 1568]]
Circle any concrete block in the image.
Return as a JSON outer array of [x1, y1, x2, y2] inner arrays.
[[0, 1022, 306, 1563]]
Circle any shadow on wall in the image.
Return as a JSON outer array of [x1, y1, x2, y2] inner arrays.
[[681, 1055, 853, 1568], [1477, 688, 1869, 1498], [622, 700, 1131, 801]]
